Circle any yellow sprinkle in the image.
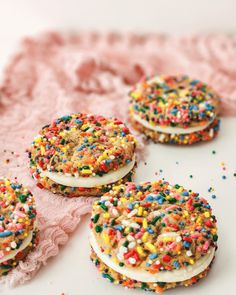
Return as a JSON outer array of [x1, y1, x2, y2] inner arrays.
[[204, 212, 210, 218], [137, 192, 142, 197], [145, 242, 157, 253], [196, 217, 202, 225], [102, 233, 110, 244], [189, 259, 195, 265], [142, 232, 149, 242], [136, 246, 146, 257], [34, 137, 41, 143], [143, 210, 148, 217], [135, 204, 139, 209], [5, 180, 11, 186], [103, 213, 110, 219], [142, 218, 148, 229], [81, 169, 92, 175], [183, 210, 189, 217], [120, 198, 127, 204], [40, 146, 45, 155], [124, 227, 130, 234], [137, 207, 143, 216], [131, 91, 141, 99]]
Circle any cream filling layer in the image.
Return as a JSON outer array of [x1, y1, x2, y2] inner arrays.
[[0, 231, 33, 264], [132, 113, 215, 135], [40, 156, 135, 188], [90, 232, 215, 283]]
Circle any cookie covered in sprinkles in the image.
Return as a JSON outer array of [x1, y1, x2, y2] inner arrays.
[[29, 113, 137, 197], [0, 178, 38, 276], [90, 180, 218, 292], [129, 75, 220, 144]]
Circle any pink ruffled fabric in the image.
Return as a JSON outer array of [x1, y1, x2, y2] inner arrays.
[[0, 31, 235, 287]]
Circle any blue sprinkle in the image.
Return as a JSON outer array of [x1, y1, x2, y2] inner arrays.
[[183, 262, 189, 266], [211, 195, 216, 199], [77, 144, 86, 151], [149, 253, 158, 260], [0, 231, 13, 238], [128, 203, 134, 210], [183, 241, 191, 249], [114, 225, 123, 231], [181, 191, 189, 196], [147, 227, 154, 234], [157, 198, 164, 205], [75, 119, 82, 124], [173, 261, 180, 268], [145, 195, 154, 202]]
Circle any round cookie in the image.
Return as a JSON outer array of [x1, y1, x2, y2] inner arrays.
[[90, 180, 218, 292], [0, 178, 38, 276], [129, 75, 221, 144], [29, 113, 137, 198]]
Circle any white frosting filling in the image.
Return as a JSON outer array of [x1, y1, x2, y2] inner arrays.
[[132, 113, 215, 135], [90, 232, 215, 283], [0, 231, 33, 264], [40, 157, 135, 188]]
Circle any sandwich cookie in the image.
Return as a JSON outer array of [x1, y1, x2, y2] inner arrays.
[[0, 178, 38, 276], [29, 113, 137, 197], [129, 75, 220, 144], [90, 180, 218, 292]]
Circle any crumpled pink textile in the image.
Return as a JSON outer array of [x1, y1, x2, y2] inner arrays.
[[0, 32, 236, 288]]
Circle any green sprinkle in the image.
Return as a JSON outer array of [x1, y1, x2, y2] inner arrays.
[[123, 240, 129, 247], [141, 282, 147, 289], [189, 175, 193, 178], [213, 234, 218, 241], [95, 225, 103, 233], [169, 198, 177, 204], [18, 194, 27, 203], [151, 215, 161, 225], [60, 139, 66, 145], [212, 150, 216, 154], [119, 262, 124, 267], [104, 273, 114, 282], [100, 204, 108, 211], [175, 184, 180, 189], [93, 214, 100, 224], [157, 282, 166, 288]]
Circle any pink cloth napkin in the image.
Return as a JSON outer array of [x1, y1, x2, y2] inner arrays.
[[0, 31, 235, 287]]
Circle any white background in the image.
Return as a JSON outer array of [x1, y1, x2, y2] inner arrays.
[[0, 1, 236, 295]]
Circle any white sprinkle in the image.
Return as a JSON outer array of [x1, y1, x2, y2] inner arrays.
[[122, 220, 130, 226], [128, 257, 136, 264], [127, 235, 135, 242], [130, 222, 140, 229], [186, 250, 193, 257], [128, 209, 137, 218], [128, 242, 136, 249], [176, 236, 182, 242], [112, 209, 119, 217], [11, 241, 17, 249], [117, 253, 124, 261], [119, 246, 128, 254]]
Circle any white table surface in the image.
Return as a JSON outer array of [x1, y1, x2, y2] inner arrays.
[[0, 2, 236, 292]]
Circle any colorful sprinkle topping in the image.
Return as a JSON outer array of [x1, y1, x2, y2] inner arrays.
[[129, 75, 220, 128], [91, 180, 217, 273], [29, 113, 136, 178], [0, 178, 36, 256]]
